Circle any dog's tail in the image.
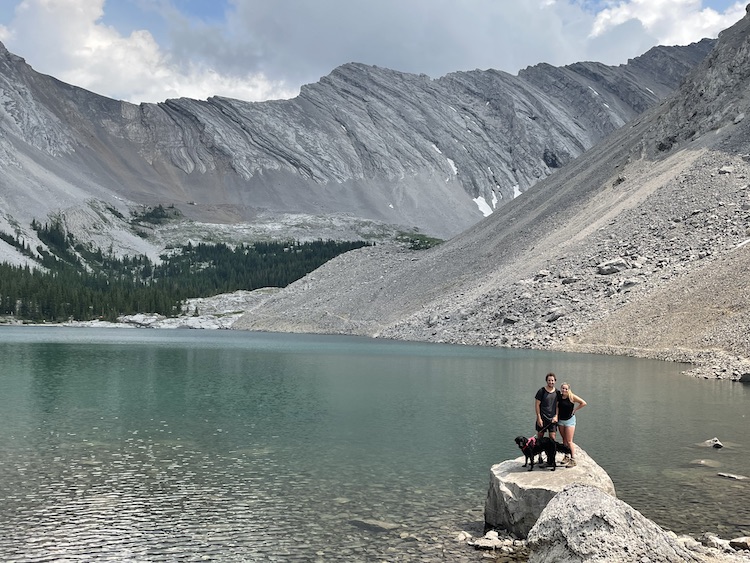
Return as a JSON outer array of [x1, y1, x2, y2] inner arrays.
[[557, 442, 572, 455]]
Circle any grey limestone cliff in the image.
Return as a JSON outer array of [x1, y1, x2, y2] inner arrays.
[[0, 37, 712, 263]]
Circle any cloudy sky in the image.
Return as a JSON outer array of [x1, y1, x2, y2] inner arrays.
[[0, 0, 745, 104]]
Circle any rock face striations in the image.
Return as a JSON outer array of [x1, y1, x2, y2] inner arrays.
[[0, 37, 712, 260], [234, 9, 750, 377]]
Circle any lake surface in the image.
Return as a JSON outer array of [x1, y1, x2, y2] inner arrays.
[[1, 326, 748, 561]]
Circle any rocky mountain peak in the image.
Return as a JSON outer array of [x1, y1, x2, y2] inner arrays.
[[645, 7, 750, 156], [0, 40, 19, 61]]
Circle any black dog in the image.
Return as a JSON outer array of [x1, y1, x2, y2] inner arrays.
[[514, 436, 571, 471]]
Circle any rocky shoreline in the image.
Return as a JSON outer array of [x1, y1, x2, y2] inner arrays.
[[552, 343, 750, 382], [2, 280, 748, 383]]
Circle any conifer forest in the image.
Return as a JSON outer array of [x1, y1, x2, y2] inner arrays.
[[0, 220, 370, 322]]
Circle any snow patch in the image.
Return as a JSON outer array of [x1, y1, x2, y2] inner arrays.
[[473, 196, 493, 217], [513, 185, 522, 198], [446, 158, 458, 175]]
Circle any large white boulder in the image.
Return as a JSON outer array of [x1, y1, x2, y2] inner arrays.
[[527, 484, 748, 562], [484, 447, 615, 538]]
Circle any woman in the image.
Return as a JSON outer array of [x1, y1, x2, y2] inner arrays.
[[557, 382, 587, 467]]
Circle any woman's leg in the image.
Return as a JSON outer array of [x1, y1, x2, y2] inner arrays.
[[558, 424, 571, 461], [558, 424, 570, 446], [567, 425, 576, 460]]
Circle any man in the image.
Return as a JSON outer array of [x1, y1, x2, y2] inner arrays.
[[535, 372, 559, 442]]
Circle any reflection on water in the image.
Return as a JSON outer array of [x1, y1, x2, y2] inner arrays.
[[1, 326, 748, 561]]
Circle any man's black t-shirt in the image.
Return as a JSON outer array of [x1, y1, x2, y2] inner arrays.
[[535, 387, 559, 421]]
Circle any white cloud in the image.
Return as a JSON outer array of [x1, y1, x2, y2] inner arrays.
[[1, 0, 294, 102], [0, 0, 746, 104], [591, 0, 747, 45]]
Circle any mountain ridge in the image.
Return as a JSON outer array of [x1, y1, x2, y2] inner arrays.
[[0, 38, 713, 268]]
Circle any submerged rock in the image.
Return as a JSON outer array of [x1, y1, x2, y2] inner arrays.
[[348, 519, 401, 532]]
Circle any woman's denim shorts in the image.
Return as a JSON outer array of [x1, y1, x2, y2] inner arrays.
[[558, 415, 576, 427]]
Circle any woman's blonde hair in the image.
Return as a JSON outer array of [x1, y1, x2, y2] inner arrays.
[[561, 382, 579, 404]]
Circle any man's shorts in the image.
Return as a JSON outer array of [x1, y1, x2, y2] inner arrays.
[[536, 419, 557, 432]]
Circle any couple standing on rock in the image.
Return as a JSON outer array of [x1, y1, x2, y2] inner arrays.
[[535, 372, 587, 467]]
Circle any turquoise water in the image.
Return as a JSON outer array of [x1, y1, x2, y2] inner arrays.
[[1, 326, 748, 561]]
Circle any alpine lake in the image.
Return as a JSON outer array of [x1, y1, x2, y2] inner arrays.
[[1, 326, 748, 561]]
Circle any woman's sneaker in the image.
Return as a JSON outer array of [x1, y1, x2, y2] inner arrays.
[[565, 458, 577, 467], [561, 455, 571, 464]]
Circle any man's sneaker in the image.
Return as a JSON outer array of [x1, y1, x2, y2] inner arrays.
[[566, 458, 577, 467]]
